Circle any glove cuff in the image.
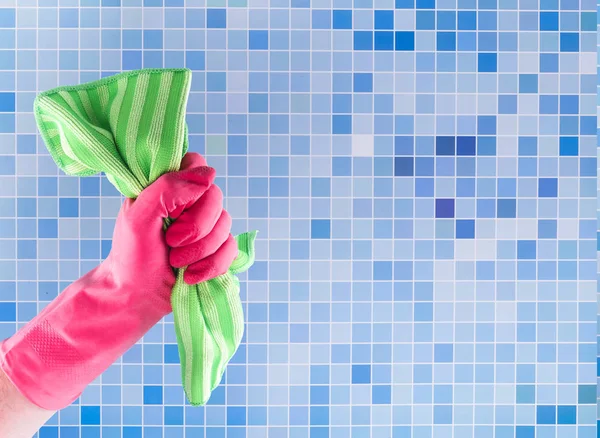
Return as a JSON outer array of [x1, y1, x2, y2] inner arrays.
[[0, 327, 83, 411], [0, 262, 170, 411]]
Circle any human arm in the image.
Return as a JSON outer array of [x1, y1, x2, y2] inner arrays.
[[0, 366, 55, 438], [0, 153, 237, 431]]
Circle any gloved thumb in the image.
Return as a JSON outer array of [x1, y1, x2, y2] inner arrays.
[[180, 152, 207, 170]]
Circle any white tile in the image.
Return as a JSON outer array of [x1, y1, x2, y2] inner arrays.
[[558, 219, 578, 239], [580, 53, 595, 74], [351, 134, 374, 156]]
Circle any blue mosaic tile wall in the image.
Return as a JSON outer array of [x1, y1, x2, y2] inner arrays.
[[596, 1, 600, 434], [0, 1, 596, 437]]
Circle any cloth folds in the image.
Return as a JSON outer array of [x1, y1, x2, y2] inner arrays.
[[33, 68, 256, 406]]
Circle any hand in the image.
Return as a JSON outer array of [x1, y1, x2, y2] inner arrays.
[[108, 152, 239, 308], [166, 153, 239, 284]]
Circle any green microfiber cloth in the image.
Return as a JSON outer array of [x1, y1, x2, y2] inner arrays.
[[33, 68, 256, 406]]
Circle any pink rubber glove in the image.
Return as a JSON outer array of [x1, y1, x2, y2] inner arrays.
[[0, 153, 238, 411]]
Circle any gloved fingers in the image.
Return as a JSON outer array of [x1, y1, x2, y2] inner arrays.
[[132, 165, 216, 222], [183, 234, 238, 285], [165, 183, 224, 247], [180, 152, 208, 170], [169, 210, 232, 268]]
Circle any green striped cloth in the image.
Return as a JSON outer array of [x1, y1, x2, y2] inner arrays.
[[33, 68, 256, 406]]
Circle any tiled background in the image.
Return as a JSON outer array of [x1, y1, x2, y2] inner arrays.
[[0, 0, 597, 437]]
